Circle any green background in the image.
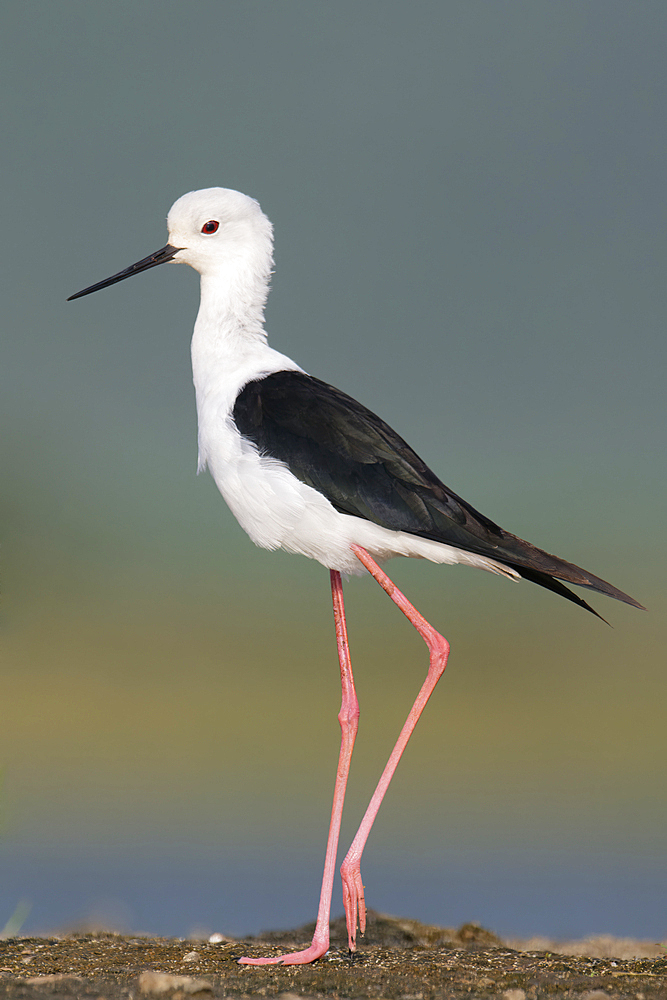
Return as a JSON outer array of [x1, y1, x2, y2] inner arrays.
[[2, 1, 665, 940]]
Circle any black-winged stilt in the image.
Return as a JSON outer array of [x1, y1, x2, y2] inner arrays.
[[68, 187, 642, 965]]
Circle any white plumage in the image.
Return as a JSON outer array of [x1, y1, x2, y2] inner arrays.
[[168, 187, 519, 579]]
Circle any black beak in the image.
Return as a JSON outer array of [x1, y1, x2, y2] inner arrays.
[[67, 244, 182, 301]]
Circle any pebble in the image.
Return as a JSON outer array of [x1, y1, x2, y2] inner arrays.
[[138, 970, 213, 995]]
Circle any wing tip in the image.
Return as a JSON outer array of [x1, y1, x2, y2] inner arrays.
[[514, 565, 645, 623]]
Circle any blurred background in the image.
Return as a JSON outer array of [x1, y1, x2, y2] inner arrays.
[[1, 2, 665, 942]]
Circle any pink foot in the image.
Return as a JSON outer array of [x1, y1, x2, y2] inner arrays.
[[238, 932, 329, 966], [340, 853, 366, 951]]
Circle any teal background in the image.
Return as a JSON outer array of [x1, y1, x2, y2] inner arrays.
[[2, 2, 665, 940]]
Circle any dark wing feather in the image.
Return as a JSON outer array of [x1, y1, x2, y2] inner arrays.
[[233, 372, 643, 614]]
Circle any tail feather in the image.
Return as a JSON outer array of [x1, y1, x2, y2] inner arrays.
[[492, 530, 645, 615], [511, 565, 609, 623]]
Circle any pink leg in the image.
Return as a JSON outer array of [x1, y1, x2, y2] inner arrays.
[[340, 544, 450, 951], [239, 569, 359, 965]]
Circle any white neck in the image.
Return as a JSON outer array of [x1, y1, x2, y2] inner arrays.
[[191, 255, 273, 388], [198, 260, 270, 333], [189, 249, 301, 448]]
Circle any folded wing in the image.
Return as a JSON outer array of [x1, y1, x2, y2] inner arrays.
[[233, 371, 643, 617]]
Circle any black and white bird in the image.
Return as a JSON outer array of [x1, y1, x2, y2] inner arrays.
[[69, 187, 642, 965]]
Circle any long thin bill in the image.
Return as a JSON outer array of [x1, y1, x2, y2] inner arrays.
[[67, 244, 182, 301]]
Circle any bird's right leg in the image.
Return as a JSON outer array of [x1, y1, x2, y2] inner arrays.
[[340, 544, 450, 951], [238, 568, 359, 965]]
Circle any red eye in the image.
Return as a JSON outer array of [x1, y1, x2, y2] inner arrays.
[[201, 220, 219, 234]]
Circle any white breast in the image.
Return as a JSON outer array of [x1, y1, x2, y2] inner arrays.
[[193, 339, 353, 565]]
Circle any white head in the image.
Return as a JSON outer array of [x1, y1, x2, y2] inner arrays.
[[167, 187, 274, 278], [68, 186, 274, 301]]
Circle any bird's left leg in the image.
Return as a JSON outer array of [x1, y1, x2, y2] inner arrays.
[[340, 544, 450, 951], [238, 568, 359, 965]]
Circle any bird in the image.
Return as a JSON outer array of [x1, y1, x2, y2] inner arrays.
[[68, 186, 642, 965]]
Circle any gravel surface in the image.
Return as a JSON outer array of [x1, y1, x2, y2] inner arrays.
[[1, 912, 665, 999]]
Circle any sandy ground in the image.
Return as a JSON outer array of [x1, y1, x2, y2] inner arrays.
[[1, 912, 665, 999]]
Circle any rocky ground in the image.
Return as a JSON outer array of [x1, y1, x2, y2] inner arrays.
[[1, 912, 665, 999]]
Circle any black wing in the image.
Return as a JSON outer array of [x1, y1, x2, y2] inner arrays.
[[233, 371, 642, 615]]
